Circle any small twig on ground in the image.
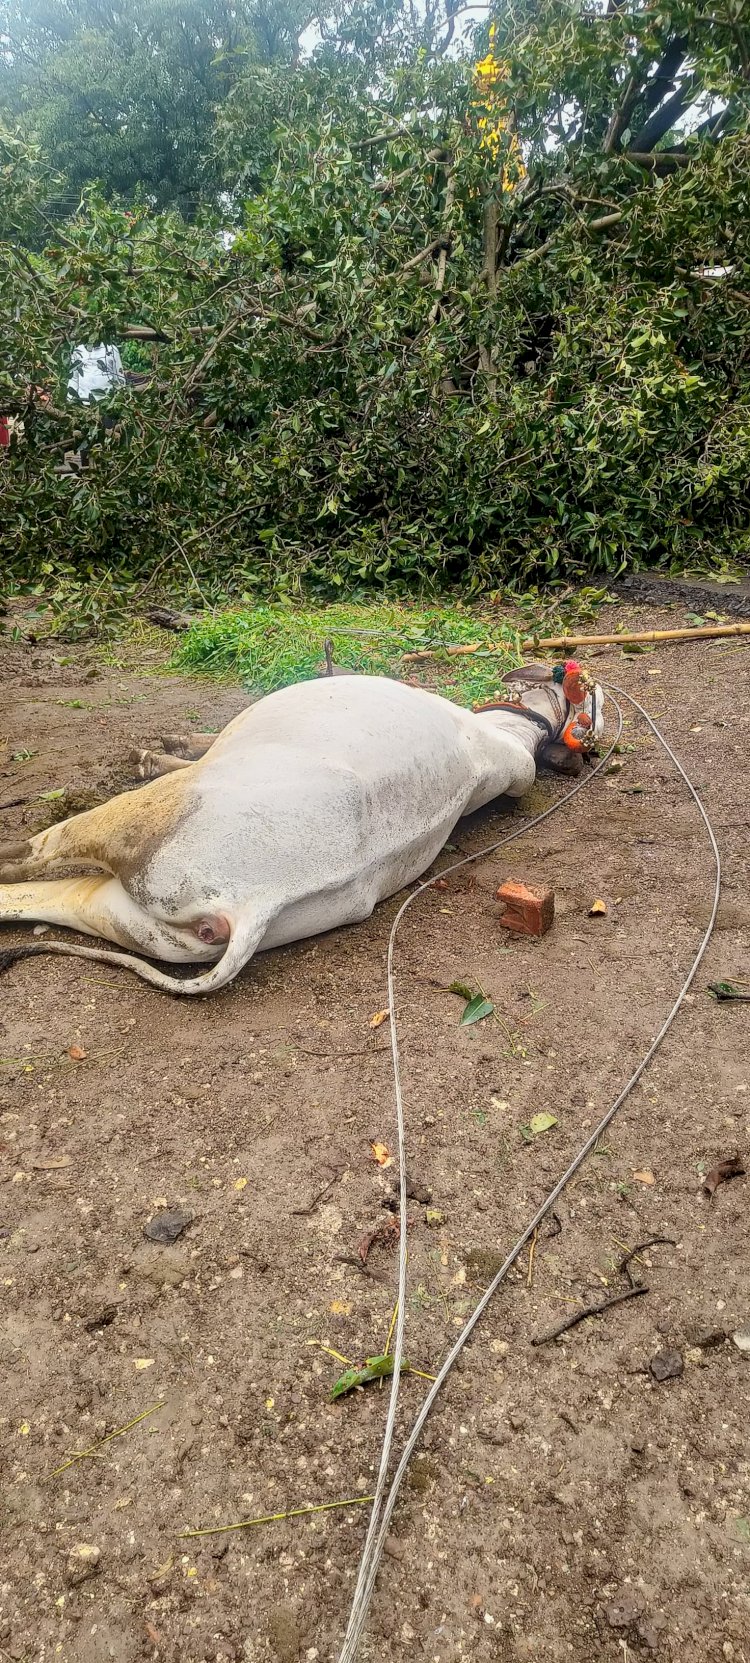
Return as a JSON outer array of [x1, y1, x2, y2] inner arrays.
[[531, 1285, 648, 1346], [307, 1339, 353, 1366], [334, 1252, 388, 1282], [384, 1297, 400, 1357], [291, 1170, 344, 1216], [180, 1493, 375, 1540], [527, 1229, 538, 1287], [291, 1045, 390, 1059], [619, 1236, 676, 1288], [51, 1402, 162, 1475]]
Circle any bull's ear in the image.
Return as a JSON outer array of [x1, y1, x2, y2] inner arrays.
[[501, 663, 554, 687]]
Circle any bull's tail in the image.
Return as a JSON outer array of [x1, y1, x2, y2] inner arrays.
[[0, 903, 275, 997]]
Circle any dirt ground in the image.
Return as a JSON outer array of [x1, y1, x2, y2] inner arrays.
[[1, 597, 748, 1663]]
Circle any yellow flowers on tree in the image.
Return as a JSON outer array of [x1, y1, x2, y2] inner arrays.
[[472, 22, 526, 192]]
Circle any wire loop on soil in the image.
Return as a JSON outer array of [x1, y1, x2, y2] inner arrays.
[[337, 686, 722, 1663]]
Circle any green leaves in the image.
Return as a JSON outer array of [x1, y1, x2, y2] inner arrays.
[[331, 1353, 405, 1399], [2, 4, 750, 594], [459, 995, 495, 1027]]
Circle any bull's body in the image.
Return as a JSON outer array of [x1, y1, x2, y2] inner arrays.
[[0, 673, 599, 994]]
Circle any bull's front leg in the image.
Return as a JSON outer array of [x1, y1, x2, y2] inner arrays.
[[130, 748, 191, 781], [161, 732, 217, 759]]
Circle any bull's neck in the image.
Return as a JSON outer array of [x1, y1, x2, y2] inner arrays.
[[475, 682, 565, 756]]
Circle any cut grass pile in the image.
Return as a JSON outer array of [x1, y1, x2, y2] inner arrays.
[[171, 601, 526, 707]]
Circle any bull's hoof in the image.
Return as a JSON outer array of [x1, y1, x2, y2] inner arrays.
[[160, 733, 193, 757], [130, 747, 159, 780]]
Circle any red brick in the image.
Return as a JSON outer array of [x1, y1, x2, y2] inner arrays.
[[496, 880, 555, 938]]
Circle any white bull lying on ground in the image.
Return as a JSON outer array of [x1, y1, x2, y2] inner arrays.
[[0, 667, 603, 995]]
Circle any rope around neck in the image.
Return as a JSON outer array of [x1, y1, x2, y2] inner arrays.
[[336, 685, 722, 1662]]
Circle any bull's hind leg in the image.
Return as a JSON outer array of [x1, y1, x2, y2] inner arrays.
[[0, 818, 111, 883], [0, 768, 191, 884]]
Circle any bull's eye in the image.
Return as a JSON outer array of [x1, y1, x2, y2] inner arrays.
[[194, 914, 230, 945]]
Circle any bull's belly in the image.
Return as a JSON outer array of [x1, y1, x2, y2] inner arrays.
[[257, 796, 474, 952]]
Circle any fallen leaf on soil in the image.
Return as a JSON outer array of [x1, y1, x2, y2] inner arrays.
[[588, 899, 607, 916], [143, 1207, 193, 1244], [39, 788, 65, 801], [32, 1155, 72, 1170], [702, 1154, 745, 1198], [134, 1358, 155, 1371], [233, 1176, 248, 1191], [405, 1174, 432, 1204], [370, 1141, 393, 1167], [331, 1352, 408, 1400], [68, 1045, 87, 1061], [425, 1208, 444, 1227], [357, 1214, 399, 1264], [633, 1169, 655, 1186], [329, 1299, 351, 1316], [521, 1111, 558, 1141], [369, 1009, 389, 1028], [460, 994, 494, 1026]]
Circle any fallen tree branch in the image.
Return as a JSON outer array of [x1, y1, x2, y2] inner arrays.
[[401, 621, 750, 661]]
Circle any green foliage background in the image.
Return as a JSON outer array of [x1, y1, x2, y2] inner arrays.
[[1, 1, 749, 595]]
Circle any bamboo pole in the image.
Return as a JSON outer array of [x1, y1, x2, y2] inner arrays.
[[401, 622, 750, 663]]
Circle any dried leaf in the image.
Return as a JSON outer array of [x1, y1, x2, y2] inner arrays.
[[633, 1169, 655, 1186], [702, 1154, 745, 1198], [649, 1348, 683, 1382], [331, 1353, 409, 1400], [68, 1044, 87, 1061], [357, 1215, 399, 1264], [588, 899, 607, 917], [522, 1111, 558, 1141], [32, 1155, 73, 1170], [370, 1141, 393, 1167], [460, 995, 494, 1026], [329, 1299, 351, 1316], [233, 1176, 248, 1191], [144, 1208, 193, 1244], [134, 1358, 155, 1371], [369, 1009, 389, 1029], [405, 1174, 432, 1204]]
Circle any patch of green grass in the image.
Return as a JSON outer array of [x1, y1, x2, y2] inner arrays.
[[171, 601, 526, 707]]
